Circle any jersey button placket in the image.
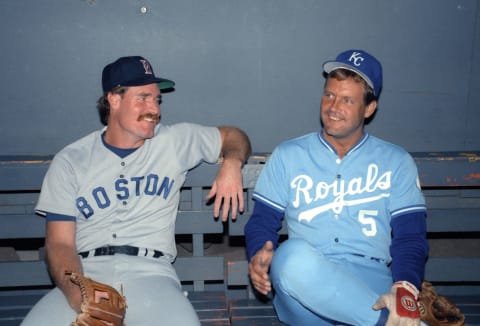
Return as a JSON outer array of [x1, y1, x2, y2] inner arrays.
[[117, 162, 129, 219], [334, 173, 342, 220], [120, 171, 128, 208]]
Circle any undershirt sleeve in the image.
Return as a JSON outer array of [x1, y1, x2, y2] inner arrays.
[[244, 200, 284, 261], [390, 211, 429, 289]]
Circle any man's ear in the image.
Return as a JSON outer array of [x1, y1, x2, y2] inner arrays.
[[107, 92, 121, 110], [365, 100, 377, 119]]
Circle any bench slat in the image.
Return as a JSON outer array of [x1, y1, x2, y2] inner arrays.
[[0, 256, 224, 288], [228, 259, 480, 284], [425, 258, 480, 283], [1, 152, 479, 189], [175, 256, 224, 282], [427, 208, 480, 232], [3, 206, 477, 240], [413, 151, 480, 187], [229, 298, 284, 325], [0, 214, 45, 239], [0, 156, 51, 191], [0, 156, 222, 190], [0, 211, 223, 239], [176, 211, 223, 234], [228, 297, 480, 326], [0, 261, 51, 288]]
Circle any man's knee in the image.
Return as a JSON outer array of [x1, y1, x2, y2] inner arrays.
[[271, 239, 317, 286]]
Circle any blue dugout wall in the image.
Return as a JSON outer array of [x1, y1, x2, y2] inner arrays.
[[1, 0, 479, 155]]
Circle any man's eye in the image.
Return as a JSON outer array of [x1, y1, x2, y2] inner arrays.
[[157, 97, 163, 105]]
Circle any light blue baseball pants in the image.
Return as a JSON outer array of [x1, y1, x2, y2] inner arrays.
[[270, 238, 392, 326]]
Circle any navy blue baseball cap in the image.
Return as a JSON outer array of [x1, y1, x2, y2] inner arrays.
[[102, 56, 175, 93], [323, 49, 382, 97]]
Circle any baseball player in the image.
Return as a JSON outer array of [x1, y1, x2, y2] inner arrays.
[[21, 56, 251, 325], [245, 50, 429, 325]]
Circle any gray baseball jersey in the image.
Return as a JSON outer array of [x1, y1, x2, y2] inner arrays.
[[35, 122, 221, 260]]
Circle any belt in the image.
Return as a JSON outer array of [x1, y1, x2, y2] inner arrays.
[[352, 253, 386, 264], [78, 245, 164, 259]]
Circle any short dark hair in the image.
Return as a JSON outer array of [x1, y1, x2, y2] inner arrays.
[[96, 86, 128, 126], [327, 69, 376, 105]]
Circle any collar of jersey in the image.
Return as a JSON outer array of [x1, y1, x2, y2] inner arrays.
[[101, 131, 139, 158], [317, 130, 369, 157]]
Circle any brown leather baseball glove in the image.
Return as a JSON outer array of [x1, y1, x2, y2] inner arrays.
[[418, 281, 465, 326], [67, 272, 127, 326]]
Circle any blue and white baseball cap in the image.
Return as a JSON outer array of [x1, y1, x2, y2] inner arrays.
[[323, 49, 382, 97], [102, 56, 175, 93]]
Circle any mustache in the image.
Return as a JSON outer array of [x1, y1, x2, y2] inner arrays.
[[137, 113, 160, 123]]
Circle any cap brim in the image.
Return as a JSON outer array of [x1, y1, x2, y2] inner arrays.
[[158, 78, 175, 91], [323, 62, 374, 93], [119, 76, 175, 91]]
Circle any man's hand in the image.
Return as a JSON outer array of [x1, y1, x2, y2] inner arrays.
[[373, 281, 421, 326], [206, 158, 244, 221], [248, 241, 274, 295]]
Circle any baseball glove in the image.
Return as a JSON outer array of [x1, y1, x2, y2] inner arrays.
[[67, 272, 127, 326], [418, 281, 465, 326]]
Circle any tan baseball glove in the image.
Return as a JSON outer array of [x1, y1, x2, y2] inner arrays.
[[418, 281, 465, 326], [67, 272, 127, 326]]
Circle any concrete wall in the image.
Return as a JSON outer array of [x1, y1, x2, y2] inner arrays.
[[1, 0, 479, 155]]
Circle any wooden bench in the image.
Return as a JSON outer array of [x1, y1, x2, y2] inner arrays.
[[2, 152, 479, 325], [227, 151, 480, 325], [0, 155, 229, 326]]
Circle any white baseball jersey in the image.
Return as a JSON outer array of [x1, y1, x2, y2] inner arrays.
[[253, 131, 426, 263], [35, 122, 221, 261]]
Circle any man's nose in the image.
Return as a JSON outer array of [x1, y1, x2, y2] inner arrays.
[[324, 96, 339, 111], [149, 99, 160, 112]]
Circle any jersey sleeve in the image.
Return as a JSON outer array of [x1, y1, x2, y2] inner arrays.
[[390, 152, 426, 217], [35, 153, 79, 217], [168, 123, 222, 171], [252, 147, 288, 212]]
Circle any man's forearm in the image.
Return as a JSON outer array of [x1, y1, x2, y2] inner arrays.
[[45, 241, 83, 310]]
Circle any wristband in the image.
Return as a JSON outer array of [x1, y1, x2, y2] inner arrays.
[[393, 281, 420, 318], [393, 280, 419, 299]]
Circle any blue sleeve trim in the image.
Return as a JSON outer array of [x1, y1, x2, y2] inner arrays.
[[390, 211, 429, 289], [46, 212, 76, 222], [244, 200, 284, 261]]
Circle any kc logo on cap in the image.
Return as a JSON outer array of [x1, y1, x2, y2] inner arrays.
[[323, 49, 383, 97], [347, 51, 365, 67]]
